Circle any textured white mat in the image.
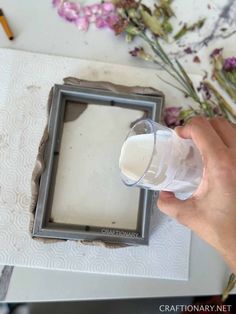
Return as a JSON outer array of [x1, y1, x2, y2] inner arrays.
[[0, 48, 191, 280]]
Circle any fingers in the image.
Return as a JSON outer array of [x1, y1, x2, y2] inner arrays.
[[157, 191, 196, 226], [175, 116, 226, 160], [209, 117, 236, 148]]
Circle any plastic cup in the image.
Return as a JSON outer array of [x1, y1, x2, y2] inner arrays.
[[119, 119, 203, 198]]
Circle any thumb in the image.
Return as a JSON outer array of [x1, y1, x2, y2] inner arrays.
[[157, 191, 196, 225]]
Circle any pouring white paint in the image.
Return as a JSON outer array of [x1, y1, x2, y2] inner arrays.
[[119, 130, 203, 195]]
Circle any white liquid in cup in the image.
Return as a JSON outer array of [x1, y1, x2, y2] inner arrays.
[[119, 130, 203, 196]]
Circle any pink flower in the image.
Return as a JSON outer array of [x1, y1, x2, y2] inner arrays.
[[82, 6, 92, 16], [58, 2, 80, 22], [88, 14, 97, 23], [164, 107, 183, 128], [210, 48, 223, 58], [75, 16, 89, 31], [52, 0, 62, 8], [90, 4, 102, 15], [52, 1, 118, 32], [95, 17, 108, 28], [223, 57, 236, 72], [106, 15, 119, 28], [102, 2, 115, 13], [63, 1, 79, 11]]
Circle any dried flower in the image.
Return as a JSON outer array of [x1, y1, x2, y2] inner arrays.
[[125, 25, 140, 36], [203, 81, 236, 119], [96, 17, 107, 28], [210, 49, 236, 103], [210, 48, 223, 58], [112, 2, 234, 120], [81, 5, 92, 16], [53, 1, 118, 31], [102, 2, 115, 13], [112, 18, 129, 35], [54, 0, 235, 123], [197, 82, 211, 100], [95, 14, 118, 29], [52, 0, 62, 8], [154, 0, 174, 19], [223, 57, 236, 72], [164, 107, 183, 128], [130, 47, 141, 57], [63, 1, 78, 11], [129, 47, 153, 61], [75, 16, 89, 31], [174, 18, 206, 40], [140, 9, 165, 37], [112, 1, 217, 117], [105, 15, 120, 28], [115, 0, 139, 9], [193, 56, 201, 63], [184, 47, 194, 54], [90, 4, 102, 15], [57, 2, 80, 22]]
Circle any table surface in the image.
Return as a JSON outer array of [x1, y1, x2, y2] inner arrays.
[[0, 0, 235, 302]]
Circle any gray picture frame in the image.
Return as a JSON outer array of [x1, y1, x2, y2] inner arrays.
[[32, 84, 164, 246]]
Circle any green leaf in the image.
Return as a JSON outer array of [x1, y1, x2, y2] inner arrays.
[[125, 25, 140, 36], [153, 6, 163, 18], [188, 18, 206, 31], [140, 3, 152, 15], [154, 1, 174, 19], [125, 33, 134, 43], [173, 24, 187, 40], [140, 10, 165, 36], [127, 8, 140, 19], [174, 18, 206, 40], [162, 20, 173, 33], [159, 0, 175, 18]]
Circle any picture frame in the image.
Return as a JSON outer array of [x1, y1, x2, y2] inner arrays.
[[33, 84, 164, 246]]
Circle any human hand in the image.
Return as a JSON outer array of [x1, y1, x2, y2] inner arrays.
[[157, 116, 236, 273]]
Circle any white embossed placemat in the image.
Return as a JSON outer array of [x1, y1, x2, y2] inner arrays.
[[0, 48, 191, 280]]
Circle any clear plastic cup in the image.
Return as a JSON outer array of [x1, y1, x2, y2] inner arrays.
[[119, 119, 203, 198]]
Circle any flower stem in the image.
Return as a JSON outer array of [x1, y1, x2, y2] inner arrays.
[[204, 81, 236, 119], [139, 33, 195, 97], [215, 71, 236, 102], [222, 273, 236, 302], [139, 31, 205, 106]]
